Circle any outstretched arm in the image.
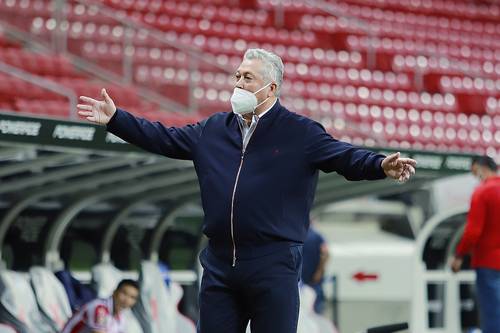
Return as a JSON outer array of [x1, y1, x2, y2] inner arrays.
[[77, 89, 204, 160], [306, 121, 416, 182]]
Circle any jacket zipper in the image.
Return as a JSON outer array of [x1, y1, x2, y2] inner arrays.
[[230, 115, 259, 267], [230, 149, 245, 267]]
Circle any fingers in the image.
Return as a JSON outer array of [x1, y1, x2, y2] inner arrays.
[[79, 96, 99, 104], [407, 165, 416, 176], [101, 88, 112, 105], [398, 158, 417, 167], [400, 163, 416, 181], [397, 164, 416, 183], [77, 104, 92, 111], [398, 173, 410, 183], [76, 111, 97, 123], [384, 152, 400, 165], [76, 110, 97, 123], [77, 110, 93, 117], [77, 104, 94, 119], [384, 154, 417, 167]]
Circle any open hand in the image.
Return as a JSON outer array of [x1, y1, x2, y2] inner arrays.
[[77, 88, 116, 125], [381, 152, 417, 182]]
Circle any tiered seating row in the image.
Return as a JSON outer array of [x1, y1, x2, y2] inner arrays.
[[0, 0, 499, 154]]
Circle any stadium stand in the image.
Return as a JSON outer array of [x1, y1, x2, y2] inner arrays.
[[0, 1, 498, 332], [0, 0, 498, 155]]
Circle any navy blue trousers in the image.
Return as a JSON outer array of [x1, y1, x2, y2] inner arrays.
[[197, 244, 303, 333]]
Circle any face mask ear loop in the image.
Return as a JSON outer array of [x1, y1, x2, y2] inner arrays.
[[253, 82, 273, 113], [254, 82, 272, 95], [254, 97, 270, 111]]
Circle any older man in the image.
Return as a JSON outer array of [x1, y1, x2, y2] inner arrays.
[[77, 49, 416, 333]]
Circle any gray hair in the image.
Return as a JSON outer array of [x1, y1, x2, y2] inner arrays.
[[243, 48, 284, 97]]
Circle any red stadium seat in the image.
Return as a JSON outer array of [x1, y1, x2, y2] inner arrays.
[[1, 0, 499, 153]]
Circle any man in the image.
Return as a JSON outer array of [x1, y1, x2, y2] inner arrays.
[[302, 224, 329, 314], [61, 279, 139, 333], [451, 155, 500, 333], [77, 49, 416, 333]]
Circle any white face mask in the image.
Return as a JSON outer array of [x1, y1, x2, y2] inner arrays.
[[230, 82, 272, 115]]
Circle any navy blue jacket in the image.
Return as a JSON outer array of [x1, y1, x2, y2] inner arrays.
[[107, 101, 386, 261]]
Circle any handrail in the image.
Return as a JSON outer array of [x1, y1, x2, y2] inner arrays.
[[76, 0, 234, 112], [62, 0, 233, 113], [365, 322, 409, 333], [77, 0, 232, 74], [305, 0, 379, 68], [411, 207, 470, 333], [305, 0, 494, 80], [0, 61, 77, 119], [0, 21, 188, 114], [1, 0, 233, 115], [68, 55, 188, 112]]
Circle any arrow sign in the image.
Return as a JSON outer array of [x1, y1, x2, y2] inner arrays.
[[352, 272, 378, 282]]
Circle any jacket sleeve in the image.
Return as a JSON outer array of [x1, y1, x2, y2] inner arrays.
[[305, 121, 386, 180], [106, 109, 204, 160], [455, 188, 487, 257]]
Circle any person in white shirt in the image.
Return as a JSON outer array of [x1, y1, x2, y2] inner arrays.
[[61, 279, 139, 333]]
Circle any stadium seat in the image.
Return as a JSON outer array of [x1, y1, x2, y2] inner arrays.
[[0, 324, 15, 333], [91, 263, 123, 298], [135, 261, 195, 333], [0, 270, 54, 333], [1, 0, 500, 153], [54, 270, 96, 313], [136, 261, 177, 333], [29, 266, 72, 331], [169, 282, 197, 333], [296, 284, 321, 333], [299, 284, 338, 333]]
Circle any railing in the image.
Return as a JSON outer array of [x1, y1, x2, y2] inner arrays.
[[0, 61, 77, 119], [411, 208, 476, 333], [66, 0, 234, 114], [0, 0, 233, 115], [364, 322, 409, 333], [295, 0, 495, 86]]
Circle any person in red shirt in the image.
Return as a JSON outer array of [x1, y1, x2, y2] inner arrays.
[[451, 155, 500, 333], [61, 279, 139, 333]]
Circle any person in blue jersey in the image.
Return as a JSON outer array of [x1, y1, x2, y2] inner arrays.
[[77, 48, 417, 333]]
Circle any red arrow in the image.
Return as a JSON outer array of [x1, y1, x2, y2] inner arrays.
[[352, 272, 378, 282]]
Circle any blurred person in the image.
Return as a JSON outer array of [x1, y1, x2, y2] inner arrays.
[[61, 279, 139, 333], [77, 48, 417, 333], [302, 222, 329, 314], [451, 155, 500, 333]]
